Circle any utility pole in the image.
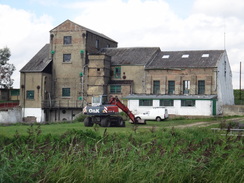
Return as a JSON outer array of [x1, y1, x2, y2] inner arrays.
[[240, 62, 242, 101]]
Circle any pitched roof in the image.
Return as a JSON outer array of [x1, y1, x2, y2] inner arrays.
[[20, 44, 51, 73], [146, 50, 225, 69], [99, 47, 160, 65], [50, 19, 117, 43]]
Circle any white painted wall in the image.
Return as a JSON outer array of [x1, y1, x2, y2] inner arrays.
[[47, 109, 82, 122], [0, 108, 22, 123], [128, 99, 213, 116], [22, 108, 82, 122], [217, 52, 234, 107], [22, 108, 44, 123]]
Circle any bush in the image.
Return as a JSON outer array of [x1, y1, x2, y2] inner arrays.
[[73, 113, 87, 122]]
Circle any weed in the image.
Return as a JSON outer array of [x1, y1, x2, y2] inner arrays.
[[0, 123, 244, 183]]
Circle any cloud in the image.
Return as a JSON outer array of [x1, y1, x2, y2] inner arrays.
[[1, 0, 244, 89], [0, 4, 53, 88], [69, 0, 244, 88], [193, 0, 244, 19]]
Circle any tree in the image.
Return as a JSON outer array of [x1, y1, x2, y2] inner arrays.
[[0, 47, 15, 88]]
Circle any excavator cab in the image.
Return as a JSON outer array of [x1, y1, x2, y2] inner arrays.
[[92, 95, 108, 106]]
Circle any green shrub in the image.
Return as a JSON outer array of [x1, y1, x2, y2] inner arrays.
[[73, 113, 86, 122]]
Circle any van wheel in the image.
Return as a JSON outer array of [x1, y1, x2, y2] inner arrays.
[[156, 117, 161, 122], [135, 117, 141, 123]]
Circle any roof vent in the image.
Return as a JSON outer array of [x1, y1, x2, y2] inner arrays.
[[182, 54, 189, 58], [202, 54, 209, 58], [162, 55, 170, 59]]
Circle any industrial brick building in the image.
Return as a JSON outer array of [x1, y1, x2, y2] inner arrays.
[[20, 20, 234, 122]]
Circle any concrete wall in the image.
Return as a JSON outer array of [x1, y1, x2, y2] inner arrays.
[[109, 84, 132, 99], [112, 65, 145, 94], [128, 99, 213, 116], [222, 105, 244, 116], [22, 108, 44, 123], [47, 108, 82, 122], [216, 52, 234, 106], [20, 72, 52, 108], [87, 54, 111, 103], [0, 108, 22, 123]]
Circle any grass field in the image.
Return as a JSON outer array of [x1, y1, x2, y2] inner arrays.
[[0, 117, 220, 138], [0, 117, 243, 183]]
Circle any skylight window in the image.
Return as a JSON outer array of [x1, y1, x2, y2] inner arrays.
[[182, 54, 189, 58], [162, 55, 170, 59], [202, 54, 209, 58]]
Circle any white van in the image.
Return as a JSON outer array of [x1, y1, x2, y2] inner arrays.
[[135, 107, 168, 122]]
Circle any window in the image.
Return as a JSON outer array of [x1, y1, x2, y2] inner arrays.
[[182, 54, 189, 58], [26, 90, 34, 99], [11, 89, 20, 96], [63, 54, 71, 62], [183, 80, 190, 94], [202, 54, 209, 58], [162, 55, 170, 58], [96, 39, 99, 49], [63, 36, 72, 45], [181, 100, 195, 107], [153, 80, 160, 94], [62, 88, 70, 97], [139, 99, 153, 106], [114, 67, 121, 78], [168, 81, 175, 94], [160, 99, 174, 106], [110, 85, 121, 94], [198, 80, 205, 94]]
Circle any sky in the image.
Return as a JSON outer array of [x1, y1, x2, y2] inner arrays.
[[0, 0, 244, 89]]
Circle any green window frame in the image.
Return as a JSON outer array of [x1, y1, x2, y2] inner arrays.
[[63, 36, 72, 45], [63, 54, 71, 62], [153, 80, 160, 94], [11, 89, 20, 96], [26, 90, 34, 100], [168, 81, 175, 94], [110, 85, 121, 94], [160, 99, 174, 106], [181, 100, 195, 107], [198, 80, 205, 94], [62, 88, 70, 97], [139, 99, 153, 106], [114, 67, 121, 78]]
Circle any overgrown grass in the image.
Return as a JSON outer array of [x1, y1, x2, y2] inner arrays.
[[0, 123, 243, 183]]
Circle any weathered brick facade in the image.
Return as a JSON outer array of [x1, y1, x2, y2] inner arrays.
[[20, 20, 234, 122]]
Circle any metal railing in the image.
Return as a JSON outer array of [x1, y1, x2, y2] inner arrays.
[[0, 101, 19, 109], [42, 100, 83, 108]]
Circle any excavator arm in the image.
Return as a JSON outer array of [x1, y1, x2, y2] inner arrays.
[[109, 96, 138, 124]]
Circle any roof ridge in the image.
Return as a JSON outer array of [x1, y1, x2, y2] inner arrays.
[[50, 19, 117, 43]]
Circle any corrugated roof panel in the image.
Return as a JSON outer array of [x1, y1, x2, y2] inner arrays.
[[146, 50, 225, 69], [99, 47, 160, 65], [20, 44, 51, 73]]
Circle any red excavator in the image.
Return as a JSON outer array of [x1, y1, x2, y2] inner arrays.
[[83, 95, 144, 127]]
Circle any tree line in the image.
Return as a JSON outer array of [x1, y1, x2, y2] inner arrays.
[[0, 47, 15, 89]]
